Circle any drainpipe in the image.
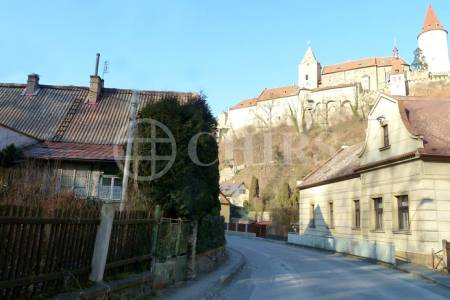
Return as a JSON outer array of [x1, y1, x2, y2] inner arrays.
[[120, 91, 139, 211]]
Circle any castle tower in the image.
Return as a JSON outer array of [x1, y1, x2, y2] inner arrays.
[[390, 48, 407, 96], [417, 5, 450, 73], [298, 47, 321, 89]]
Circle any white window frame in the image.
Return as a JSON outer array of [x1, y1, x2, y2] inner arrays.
[[98, 174, 122, 201]]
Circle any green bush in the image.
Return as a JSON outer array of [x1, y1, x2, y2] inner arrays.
[[135, 94, 220, 220], [197, 215, 226, 254], [0, 144, 22, 167]]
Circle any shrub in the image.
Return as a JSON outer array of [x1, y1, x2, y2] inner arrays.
[[197, 215, 225, 254]]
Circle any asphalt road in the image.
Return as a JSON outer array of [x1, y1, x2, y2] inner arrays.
[[217, 235, 450, 300]]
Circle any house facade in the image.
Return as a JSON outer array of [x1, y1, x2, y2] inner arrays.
[[220, 182, 249, 208], [289, 93, 450, 268], [0, 61, 197, 202]]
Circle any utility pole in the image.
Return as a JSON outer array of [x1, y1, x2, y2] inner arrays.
[[120, 91, 139, 211]]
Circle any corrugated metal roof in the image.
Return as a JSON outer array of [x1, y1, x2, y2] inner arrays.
[[0, 84, 86, 140], [0, 83, 197, 146]]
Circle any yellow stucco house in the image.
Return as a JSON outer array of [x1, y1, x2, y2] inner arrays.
[[289, 93, 450, 269]]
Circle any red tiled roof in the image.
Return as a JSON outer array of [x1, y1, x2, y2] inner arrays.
[[257, 85, 300, 102], [322, 57, 409, 75], [229, 86, 300, 110], [395, 96, 450, 156], [300, 143, 363, 189], [390, 57, 406, 75], [219, 192, 231, 205], [421, 4, 446, 34], [230, 98, 257, 110], [23, 142, 125, 162]]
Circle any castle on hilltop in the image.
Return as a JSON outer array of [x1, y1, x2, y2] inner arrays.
[[218, 4, 450, 138]]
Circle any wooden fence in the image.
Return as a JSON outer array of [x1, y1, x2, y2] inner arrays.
[[0, 205, 191, 299], [0, 205, 100, 299], [224, 222, 268, 238]]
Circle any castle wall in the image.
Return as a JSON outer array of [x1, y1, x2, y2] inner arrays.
[[321, 66, 380, 91]]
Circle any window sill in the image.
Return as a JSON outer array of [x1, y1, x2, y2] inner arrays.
[[379, 145, 391, 151], [393, 230, 411, 235], [370, 229, 385, 233]]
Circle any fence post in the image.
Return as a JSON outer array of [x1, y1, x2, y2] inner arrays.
[[89, 202, 117, 282], [443, 239, 449, 272], [189, 220, 198, 279], [175, 218, 182, 256], [150, 205, 161, 274]]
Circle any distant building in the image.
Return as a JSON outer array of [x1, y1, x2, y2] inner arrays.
[[418, 5, 450, 73], [219, 4, 450, 138], [292, 93, 450, 269], [220, 182, 249, 207], [0, 57, 197, 201], [219, 191, 231, 223]]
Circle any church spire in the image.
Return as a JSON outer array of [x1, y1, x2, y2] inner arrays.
[[421, 4, 446, 34]]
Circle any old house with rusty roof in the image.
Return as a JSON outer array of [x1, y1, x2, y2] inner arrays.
[[0, 57, 197, 201], [289, 93, 450, 269]]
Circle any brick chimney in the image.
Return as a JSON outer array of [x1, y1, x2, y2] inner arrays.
[[87, 53, 103, 104], [25, 73, 40, 96]]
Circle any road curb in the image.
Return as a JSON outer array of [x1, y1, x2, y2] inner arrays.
[[393, 265, 450, 291], [204, 247, 246, 300]]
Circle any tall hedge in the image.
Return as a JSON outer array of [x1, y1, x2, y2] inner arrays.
[[136, 94, 220, 221]]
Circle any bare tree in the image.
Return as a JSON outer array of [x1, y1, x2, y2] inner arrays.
[[253, 101, 275, 130]]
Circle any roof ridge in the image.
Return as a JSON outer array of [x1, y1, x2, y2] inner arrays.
[[0, 82, 197, 95]]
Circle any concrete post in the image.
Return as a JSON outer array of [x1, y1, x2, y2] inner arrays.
[[189, 220, 198, 279], [175, 218, 182, 256], [150, 205, 161, 274], [245, 223, 248, 233], [89, 202, 117, 282], [226, 222, 229, 232]]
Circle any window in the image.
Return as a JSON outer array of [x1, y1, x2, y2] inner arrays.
[[397, 195, 410, 230], [381, 124, 390, 148], [374, 198, 383, 230], [59, 169, 89, 197], [354, 200, 361, 229], [305, 74, 309, 81], [328, 202, 334, 228], [74, 170, 89, 198], [309, 203, 315, 228], [98, 175, 122, 201], [361, 75, 370, 91], [60, 169, 75, 192]]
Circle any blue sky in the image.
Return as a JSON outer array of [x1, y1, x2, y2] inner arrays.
[[0, 0, 448, 115]]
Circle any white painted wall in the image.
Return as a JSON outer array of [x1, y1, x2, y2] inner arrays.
[[255, 95, 300, 128], [0, 125, 37, 150], [360, 95, 423, 166], [298, 47, 320, 89], [390, 74, 407, 96], [418, 29, 450, 73]]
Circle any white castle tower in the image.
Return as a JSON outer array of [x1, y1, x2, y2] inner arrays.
[[298, 47, 321, 89], [390, 47, 407, 96], [417, 5, 450, 73]]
